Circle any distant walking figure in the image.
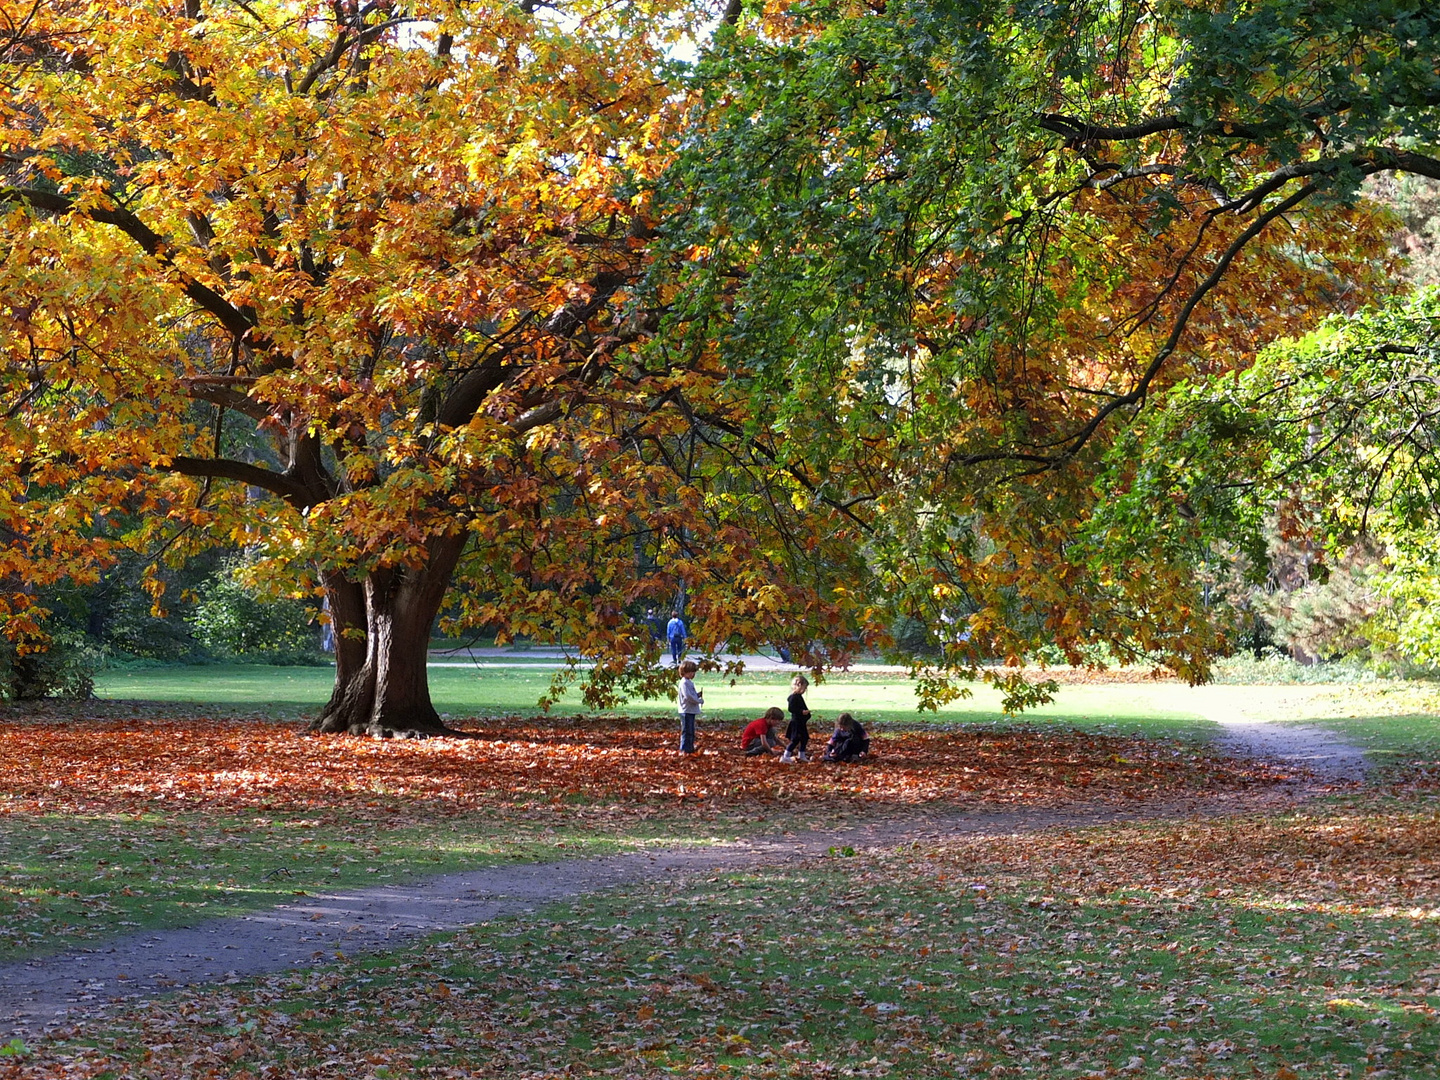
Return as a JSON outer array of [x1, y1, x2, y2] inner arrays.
[[319, 596, 335, 653], [666, 613, 687, 665]]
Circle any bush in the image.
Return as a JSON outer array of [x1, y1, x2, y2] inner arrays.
[[1208, 650, 1379, 685], [1368, 554, 1440, 674], [190, 566, 324, 665], [96, 581, 205, 662], [0, 629, 102, 700]]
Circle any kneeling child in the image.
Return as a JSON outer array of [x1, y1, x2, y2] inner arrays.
[[823, 713, 870, 762], [741, 707, 784, 756]]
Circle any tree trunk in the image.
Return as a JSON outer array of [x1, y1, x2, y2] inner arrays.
[[309, 572, 372, 733], [307, 532, 468, 737]]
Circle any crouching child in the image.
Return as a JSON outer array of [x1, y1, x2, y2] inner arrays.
[[822, 713, 871, 762], [741, 707, 784, 756]]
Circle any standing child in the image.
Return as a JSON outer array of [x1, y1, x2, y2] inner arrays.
[[822, 712, 870, 762], [781, 674, 812, 762], [740, 707, 784, 756], [677, 659, 703, 754]]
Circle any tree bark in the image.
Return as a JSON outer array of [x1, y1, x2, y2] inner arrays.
[[307, 532, 468, 737]]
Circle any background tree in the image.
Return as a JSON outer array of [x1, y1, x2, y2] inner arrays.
[[651, 0, 1432, 702], [1137, 288, 1440, 672]]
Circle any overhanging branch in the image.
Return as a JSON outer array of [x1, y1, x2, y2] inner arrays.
[[2, 186, 259, 342], [1047, 181, 1323, 462]]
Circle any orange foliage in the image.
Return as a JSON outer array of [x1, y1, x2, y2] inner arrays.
[[0, 714, 1286, 819]]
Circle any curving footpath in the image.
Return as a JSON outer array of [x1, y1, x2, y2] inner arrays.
[[1193, 684, 1371, 784]]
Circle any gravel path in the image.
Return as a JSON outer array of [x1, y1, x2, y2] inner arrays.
[[1, 707, 1370, 1038]]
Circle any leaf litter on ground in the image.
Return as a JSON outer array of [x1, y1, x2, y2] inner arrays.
[[2, 711, 1290, 820], [0, 707, 1294, 960], [2, 797, 1436, 1079]]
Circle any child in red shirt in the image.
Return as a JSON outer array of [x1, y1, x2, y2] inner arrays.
[[741, 707, 784, 756]]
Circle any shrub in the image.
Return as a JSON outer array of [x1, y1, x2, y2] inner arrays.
[[190, 565, 323, 665], [97, 581, 205, 662], [1367, 553, 1440, 674], [1209, 650, 1379, 685], [0, 628, 102, 700]]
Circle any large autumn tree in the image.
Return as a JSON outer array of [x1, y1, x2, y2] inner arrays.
[[647, 0, 1437, 701], [4, 0, 1437, 726], [0, 0, 874, 732]]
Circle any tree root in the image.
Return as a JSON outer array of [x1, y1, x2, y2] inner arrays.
[[305, 713, 476, 739]]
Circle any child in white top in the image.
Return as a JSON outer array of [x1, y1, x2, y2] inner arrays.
[[677, 659, 703, 754]]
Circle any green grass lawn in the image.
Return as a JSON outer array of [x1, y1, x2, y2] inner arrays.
[[95, 664, 1219, 738]]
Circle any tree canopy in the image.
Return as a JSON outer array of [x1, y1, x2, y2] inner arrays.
[[0, 0, 874, 731], [3, 0, 1438, 722], [651, 0, 1435, 698]]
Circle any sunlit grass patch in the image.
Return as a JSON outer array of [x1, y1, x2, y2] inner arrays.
[[86, 663, 1226, 737]]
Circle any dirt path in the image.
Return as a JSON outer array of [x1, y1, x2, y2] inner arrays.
[[2, 800, 1247, 1038], [0, 708, 1370, 1039], [1190, 685, 1372, 783]]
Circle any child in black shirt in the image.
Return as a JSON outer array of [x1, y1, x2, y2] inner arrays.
[[780, 674, 811, 762]]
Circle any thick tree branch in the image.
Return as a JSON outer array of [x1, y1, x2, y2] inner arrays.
[[434, 270, 631, 431], [1, 186, 258, 342], [182, 377, 269, 420], [166, 454, 317, 507], [1369, 148, 1440, 183], [433, 352, 510, 431], [1047, 181, 1323, 462], [295, 25, 351, 95], [1040, 113, 1192, 142]]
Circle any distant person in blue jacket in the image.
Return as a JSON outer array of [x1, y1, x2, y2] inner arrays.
[[666, 614, 687, 665]]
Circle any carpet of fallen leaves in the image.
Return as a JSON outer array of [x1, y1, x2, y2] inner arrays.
[[5, 800, 1436, 1080], [1387, 760, 1440, 791], [0, 712, 1291, 820]]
